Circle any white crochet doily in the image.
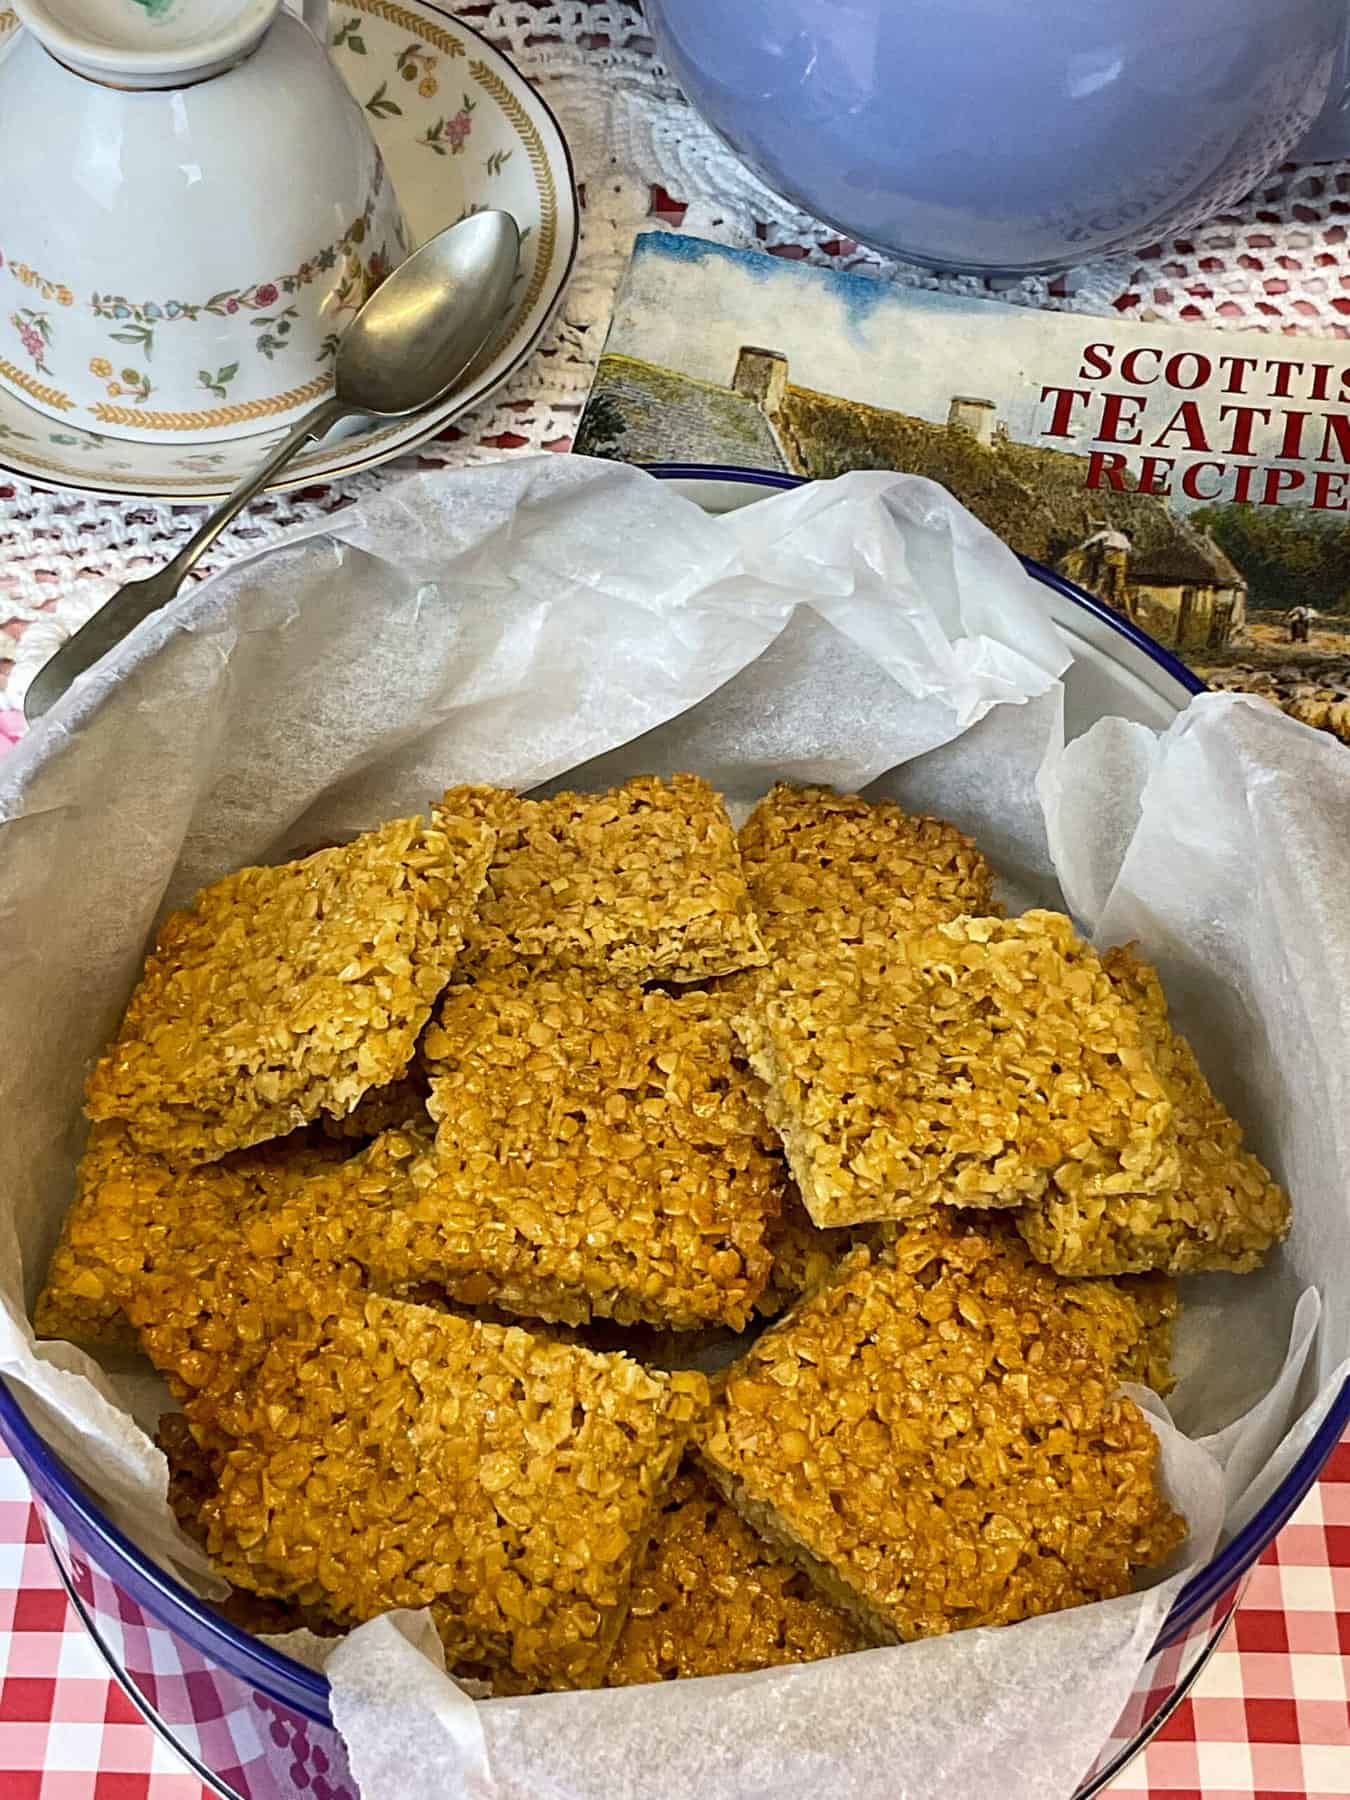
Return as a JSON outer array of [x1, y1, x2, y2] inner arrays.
[[6, 0, 1350, 730]]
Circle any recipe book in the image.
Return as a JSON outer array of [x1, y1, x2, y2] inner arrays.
[[576, 231, 1350, 742]]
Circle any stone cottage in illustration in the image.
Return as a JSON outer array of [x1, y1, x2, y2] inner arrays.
[[577, 344, 1248, 652]]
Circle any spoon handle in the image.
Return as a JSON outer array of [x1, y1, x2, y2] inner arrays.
[[160, 393, 350, 595], [23, 393, 350, 722]]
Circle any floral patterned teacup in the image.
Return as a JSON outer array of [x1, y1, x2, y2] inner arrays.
[[0, 0, 408, 443]]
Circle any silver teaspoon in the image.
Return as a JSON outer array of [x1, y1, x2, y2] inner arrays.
[[24, 209, 521, 722]]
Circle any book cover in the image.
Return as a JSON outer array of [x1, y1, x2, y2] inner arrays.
[[576, 232, 1350, 743]]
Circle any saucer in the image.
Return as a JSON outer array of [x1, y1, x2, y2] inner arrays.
[[0, 0, 577, 501]]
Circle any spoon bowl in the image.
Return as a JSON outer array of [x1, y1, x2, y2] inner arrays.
[[24, 210, 521, 723], [336, 211, 519, 418]]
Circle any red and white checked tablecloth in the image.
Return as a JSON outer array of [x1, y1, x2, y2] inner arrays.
[[1, 1437, 1348, 1800]]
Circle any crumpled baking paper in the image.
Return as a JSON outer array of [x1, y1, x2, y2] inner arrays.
[[0, 456, 1344, 1799]]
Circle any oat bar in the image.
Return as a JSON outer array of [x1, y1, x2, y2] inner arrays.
[[756, 1202, 1176, 1381], [753, 1193, 1176, 1386], [739, 782, 997, 953], [85, 810, 494, 1164], [443, 774, 766, 985], [155, 1412, 338, 1640], [603, 1463, 865, 1685], [33, 1121, 349, 1349], [733, 911, 1178, 1229], [698, 1214, 1186, 1644], [1060, 1271, 1178, 1394], [404, 973, 783, 1328], [134, 1273, 705, 1692], [127, 1142, 411, 1420], [164, 976, 786, 1336], [1016, 946, 1291, 1275]]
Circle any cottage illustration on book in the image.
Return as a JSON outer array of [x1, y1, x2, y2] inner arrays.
[[581, 344, 1247, 655], [578, 233, 1350, 743]]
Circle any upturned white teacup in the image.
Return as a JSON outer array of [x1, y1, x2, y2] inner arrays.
[[0, 0, 409, 442]]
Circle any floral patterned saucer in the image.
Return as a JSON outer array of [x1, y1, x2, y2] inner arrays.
[[0, 0, 577, 500]]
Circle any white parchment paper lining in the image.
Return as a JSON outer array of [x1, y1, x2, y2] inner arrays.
[[1, 458, 1346, 1799]]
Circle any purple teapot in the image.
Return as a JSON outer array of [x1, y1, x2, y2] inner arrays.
[[645, 0, 1350, 271]]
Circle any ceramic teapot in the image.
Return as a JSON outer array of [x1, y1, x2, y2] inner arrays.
[[0, 0, 408, 441], [646, 0, 1350, 273]]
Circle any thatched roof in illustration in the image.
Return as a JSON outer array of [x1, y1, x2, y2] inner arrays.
[[776, 388, 1042, 529], [778, 384, 1247, 590], [1144, 525, 1245, 590]]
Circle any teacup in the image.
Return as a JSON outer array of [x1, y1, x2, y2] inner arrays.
[[0, 0, 408, 442]]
